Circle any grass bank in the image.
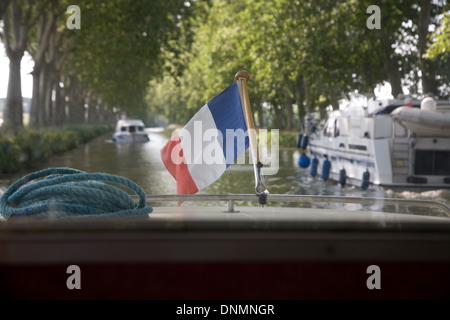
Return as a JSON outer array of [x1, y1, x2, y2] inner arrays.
[[0, 124, 114, 173]]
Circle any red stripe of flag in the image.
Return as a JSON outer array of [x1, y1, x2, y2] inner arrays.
[[160, 133, 198, 195]]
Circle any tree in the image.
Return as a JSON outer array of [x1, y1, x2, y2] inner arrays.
[[65, 0, 193, 119], [145, 0, 449, 129], [0, 0, 33, 130], [27, 0, 65, 127], [425, 8, 450, 98], [0, 0, 11, 18]]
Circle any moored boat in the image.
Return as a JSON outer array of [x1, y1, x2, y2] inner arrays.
[[301, 96, 450, 189]]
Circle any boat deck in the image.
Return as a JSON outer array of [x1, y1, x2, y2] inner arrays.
[[1, 196, 450, 300]]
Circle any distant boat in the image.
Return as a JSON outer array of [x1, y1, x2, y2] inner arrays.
[[112, 119, 150, 143], [300, 97, 450, 189]]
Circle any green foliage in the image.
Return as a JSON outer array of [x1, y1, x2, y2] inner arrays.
[[277, 131, 298, 148], [426, 11, 450, 97], [428, 12, 450, 58], [3, 0, 449, 130], [64, 0, 194, 115], [0, 135, 21, 173], [145, 0, 450, 128]]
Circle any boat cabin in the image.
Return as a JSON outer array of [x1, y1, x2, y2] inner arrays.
[[116, 119, 146, 133], [112, 119, 150, 143]]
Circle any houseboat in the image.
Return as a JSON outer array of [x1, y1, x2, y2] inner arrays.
[[300, 96, 450, 189], [112, 119, 150, 143]]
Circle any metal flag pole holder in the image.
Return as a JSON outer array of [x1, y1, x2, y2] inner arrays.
[[235, 70, 269, 206]]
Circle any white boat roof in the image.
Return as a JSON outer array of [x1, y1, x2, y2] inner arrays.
[[116, 119, 145, 126]]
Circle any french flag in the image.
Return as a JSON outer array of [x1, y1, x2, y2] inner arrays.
[[161, 81, 249, 194]]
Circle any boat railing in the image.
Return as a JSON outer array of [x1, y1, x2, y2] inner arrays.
[[143, 194, 450, 217]]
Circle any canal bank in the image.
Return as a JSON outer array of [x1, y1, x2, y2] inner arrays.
[[0, 125, 113, 174]]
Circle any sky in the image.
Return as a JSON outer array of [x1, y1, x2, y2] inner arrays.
[[0, 42, 34, 99]]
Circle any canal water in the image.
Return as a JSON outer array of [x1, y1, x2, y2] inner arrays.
[[1, 128, 449, 214]]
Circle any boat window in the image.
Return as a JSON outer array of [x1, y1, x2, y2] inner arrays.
[[138, 126, 144, 131], [334, 119, 340, 137], [120, 127, 127, 132], [415, 150, 450, 175], [349, 144, 367, 151], [129, 126, 136, 133]]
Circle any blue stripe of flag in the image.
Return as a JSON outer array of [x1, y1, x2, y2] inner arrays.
[[207, 81, 249, 167]]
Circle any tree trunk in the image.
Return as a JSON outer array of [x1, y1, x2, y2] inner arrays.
[[328, 85, 339, 111], [28, 6, 57, 127], [303, 75, 313, 114], [285, 95, 294, 131], [54, 77, 65, 126], [254, 102, 264, 128], [44, 63, 53, 126], [3, 54, 24, 130], [381, 26, 403, 98], [273, 106, 284, 129], [67, 76, 86, 124], [86, 92, 95, 124], [295, 74, 305, 130], [37, 63, 49, 126], [383, 53, 403, 98], [29, 64, 41, 127], [1, 1, 31, 130], [418, 0, 437, 96]]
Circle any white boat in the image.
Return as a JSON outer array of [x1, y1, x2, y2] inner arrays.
[[112, 119, 150, 143], [301, 97, 450, 189]]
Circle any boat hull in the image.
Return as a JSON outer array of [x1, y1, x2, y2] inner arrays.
[[308, 138, 450, 188]]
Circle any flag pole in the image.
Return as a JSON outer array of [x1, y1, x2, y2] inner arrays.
[[235, 70, 269, 205]]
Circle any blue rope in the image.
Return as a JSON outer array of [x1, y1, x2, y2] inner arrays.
[[0, 167, 153, 220]]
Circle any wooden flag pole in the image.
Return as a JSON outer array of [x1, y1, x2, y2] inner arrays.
[[235, 70, 269, 205]]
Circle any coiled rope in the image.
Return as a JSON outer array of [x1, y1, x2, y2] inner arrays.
[[0, 167, 153, 220]]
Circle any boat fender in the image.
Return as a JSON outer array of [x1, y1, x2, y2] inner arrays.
[[310, 157, 319, 177], [321, 157, 331, 181], [296, 134, 303, 148], [301, 135, 309, 149], [339, 168, 347, 186], [298, 153, 310, 168], [361, 169, 370, 190]]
